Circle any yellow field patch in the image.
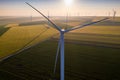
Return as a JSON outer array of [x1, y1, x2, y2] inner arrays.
[[5, 23, 19, 27], [0, 25, 57, 59]]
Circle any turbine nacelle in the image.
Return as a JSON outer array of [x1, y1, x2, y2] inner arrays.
[[61, 29, 65, 31]]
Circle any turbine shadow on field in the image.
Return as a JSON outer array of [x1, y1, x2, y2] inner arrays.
[[0, 26, 10, 36]]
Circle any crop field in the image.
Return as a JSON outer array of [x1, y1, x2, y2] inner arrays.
[[0, 17, 120, 80], [0, 24, 57, 60], [63, 26, 120, 47], [0, 40, 120, 80]]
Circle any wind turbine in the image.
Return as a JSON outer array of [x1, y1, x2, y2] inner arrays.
[[30, 13, 32, 22], [48, 11, 50, 19], [113, 9, 116, 19], [26, 2, 109, 80]]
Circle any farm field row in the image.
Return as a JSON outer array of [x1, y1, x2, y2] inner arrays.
[[64, 32, 120, 45], [71, 26, 120, 35], [51, 25, 120, 48], [0, 40, 120, 80]]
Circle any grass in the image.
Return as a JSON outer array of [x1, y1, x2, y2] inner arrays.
[[0, 40, 120, 80], [0, 70, 24, 80]]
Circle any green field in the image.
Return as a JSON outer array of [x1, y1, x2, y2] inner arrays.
[[0, 40, 120, 80], [0, 16, 120, 80]]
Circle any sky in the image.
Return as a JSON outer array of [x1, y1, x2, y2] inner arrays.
[[0, 0, 120, 16]]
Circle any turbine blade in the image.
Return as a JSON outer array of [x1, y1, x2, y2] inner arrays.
[[25, 2, 61, 31], [54, 38, 61, 75], [65, 17, 109, 33]]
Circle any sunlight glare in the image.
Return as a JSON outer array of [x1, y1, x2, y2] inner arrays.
[[64, 0, 73, 6]]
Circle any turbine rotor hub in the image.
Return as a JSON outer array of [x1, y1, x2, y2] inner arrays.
[[61, 29, 65, 31]]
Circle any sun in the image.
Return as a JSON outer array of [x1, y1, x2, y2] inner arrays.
[[64, 0, 73, 6]]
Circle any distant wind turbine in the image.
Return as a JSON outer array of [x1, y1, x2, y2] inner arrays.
[[31, 13, 32, 22], [65, 12, 68, 29], [48, 11, 50, 19], [113, 9, 116, 19], [108, 12, 110, 17], [26, 2, 109, 80]]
